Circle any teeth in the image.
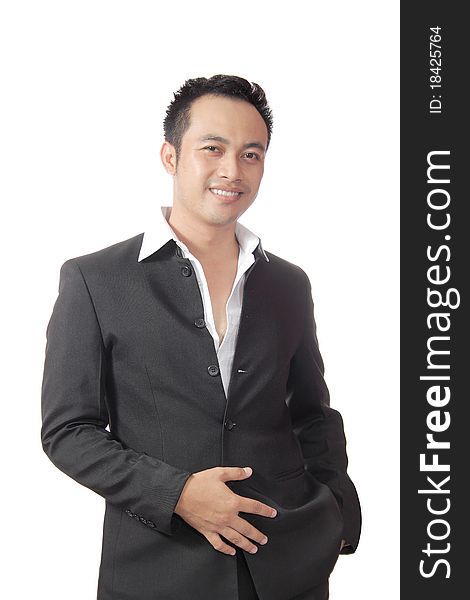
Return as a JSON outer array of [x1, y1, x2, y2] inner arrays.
[[210, 189, 241, 197]]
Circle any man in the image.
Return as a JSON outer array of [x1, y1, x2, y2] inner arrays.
[[41, 74, 361, 600]]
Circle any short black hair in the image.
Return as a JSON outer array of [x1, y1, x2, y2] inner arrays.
[[163, 74, 273, 160]]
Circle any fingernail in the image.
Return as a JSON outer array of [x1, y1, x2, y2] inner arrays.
[[244, 467, 252, 475], [250, 547, 258, 553], [271, 510, 277, 517], [260, 537, 268, 545]]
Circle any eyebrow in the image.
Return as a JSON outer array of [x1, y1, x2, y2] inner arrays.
[[198, 135, 266, 153]]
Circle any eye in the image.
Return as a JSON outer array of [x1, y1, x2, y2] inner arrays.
[[203, 145, 219, 152], [243, 151, 260, 160]]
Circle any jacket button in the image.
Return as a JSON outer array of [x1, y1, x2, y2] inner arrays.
[[224, 419, 236, 430], [207, 364, 219, 376], [194, 318, 206, 328], [181, 265, 192, 277]]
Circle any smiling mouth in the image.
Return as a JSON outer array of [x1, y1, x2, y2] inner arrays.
[[209, 188, 243, 198]]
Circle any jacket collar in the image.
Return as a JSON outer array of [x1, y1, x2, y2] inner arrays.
[[138, 205, 269, 263]]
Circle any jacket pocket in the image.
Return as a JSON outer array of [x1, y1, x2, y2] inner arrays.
[[273, 464, 305, 481]]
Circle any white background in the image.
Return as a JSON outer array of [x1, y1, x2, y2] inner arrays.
[[1, 1, 399, 598]]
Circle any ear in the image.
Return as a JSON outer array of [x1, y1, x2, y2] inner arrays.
[[160, 141, 177, 175]]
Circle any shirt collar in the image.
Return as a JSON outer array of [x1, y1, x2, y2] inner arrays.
[[138, 205, 269, 262]]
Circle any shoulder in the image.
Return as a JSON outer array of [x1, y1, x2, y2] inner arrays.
[[55, 233, 145, 296], [263, 249, 310, 289], [61, 233, 144, 274]]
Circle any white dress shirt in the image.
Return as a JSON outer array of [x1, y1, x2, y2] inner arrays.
[[138, 206, 269, 398]]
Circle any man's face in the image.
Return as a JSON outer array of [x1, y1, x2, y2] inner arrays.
[[164, 94, 268, 228]]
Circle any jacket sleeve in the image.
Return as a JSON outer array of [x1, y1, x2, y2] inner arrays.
[[40, 258, 193, 536], [286, 270, 362, 553]]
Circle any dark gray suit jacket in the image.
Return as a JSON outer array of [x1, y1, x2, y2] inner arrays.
[[41, 233, 361, 600]]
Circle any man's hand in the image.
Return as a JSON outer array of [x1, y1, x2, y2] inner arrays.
[[174, 466, 277, 556]]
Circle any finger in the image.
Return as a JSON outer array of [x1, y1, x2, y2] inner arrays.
[[218, 466, 252, 482], [231, 515, 269, 546], [205, 532, 237, 556], [237, 495, 277, 518], [219, 526, 259, 554]]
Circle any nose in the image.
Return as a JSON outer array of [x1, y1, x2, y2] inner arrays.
[[216, 152, 242, 182]]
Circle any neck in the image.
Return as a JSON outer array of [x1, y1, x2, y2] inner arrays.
[[167, 202, 239, 263]]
